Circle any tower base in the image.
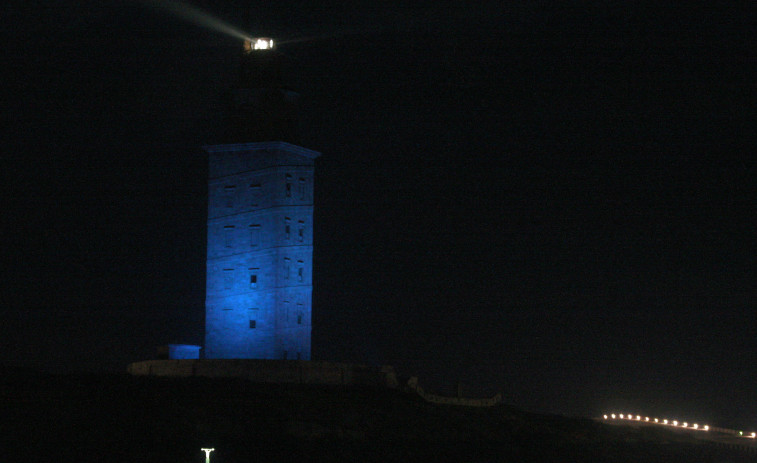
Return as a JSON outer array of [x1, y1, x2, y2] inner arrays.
[[127, 359, 398, 388]]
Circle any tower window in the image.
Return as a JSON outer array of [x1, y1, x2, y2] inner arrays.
[[249, 224, 260, 247], [298, 177, 306, 200], [284, 258, 291, 280], [296, 303, 304, 324], [223, 269, 233, 290], [248, 308, 257, 329], [250, 183, 262, 207], [297, 260, 304, 282], [223, 185, 236, 208], [248, 268, 259, 289], [285, 217, 291, 240], [298, 221, 304, 242], [285, 174, 292, 198], [224, 225, 234, 248]]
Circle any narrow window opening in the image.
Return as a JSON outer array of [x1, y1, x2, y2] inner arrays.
[[224, 225, 234, 248], [223, 185, 236, 208], [298, 221, 304, 242], [298, 177, 306, 200], [223, 269, 233, 290], [285, 217, 291, 240], [249, 224, 260, 247], [248, 267, 259, 289], [296, 303, 304, 324], [285, 174, 292, 198], [247, 308, 257, 329], [250, 183, 262, 207], [284, 258, 291, 280]]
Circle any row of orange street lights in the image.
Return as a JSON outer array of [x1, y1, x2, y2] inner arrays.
[[604, 413, 757, 439], [604, 413, 710, 432]]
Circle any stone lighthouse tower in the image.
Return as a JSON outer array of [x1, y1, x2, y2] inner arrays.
[[203, 39, 319, 360]]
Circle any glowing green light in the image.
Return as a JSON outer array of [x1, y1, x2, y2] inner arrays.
[[201, 448, 215, 463]]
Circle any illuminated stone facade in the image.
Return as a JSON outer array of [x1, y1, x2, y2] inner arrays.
[[204, 141, 319, 360]]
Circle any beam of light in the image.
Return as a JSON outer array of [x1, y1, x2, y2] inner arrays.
[[704, 425, 709, 431], [143, 0, 254, 42], [603, 415, 608, 419], [611, 414, 616, 419], [673, 420, 678, 426], [663, 419, 668, 424], [276, 28, 367, 47]]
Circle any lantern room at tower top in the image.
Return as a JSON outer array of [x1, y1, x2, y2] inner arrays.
[[203, 141, 320, 360]]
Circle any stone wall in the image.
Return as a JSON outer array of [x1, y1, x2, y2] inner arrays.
[[204, 141, 319, 361], [127, 359, 398, 388], [406, 377, 503, 407]]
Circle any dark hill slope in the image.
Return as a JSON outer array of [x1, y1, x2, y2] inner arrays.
[[0, 371, 751, 462]]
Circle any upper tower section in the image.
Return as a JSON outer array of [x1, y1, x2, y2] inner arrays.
[[205, 141, 319, 180], [225, 38, 300, 144]]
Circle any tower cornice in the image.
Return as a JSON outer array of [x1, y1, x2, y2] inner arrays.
[[203, 141, 321, 160]]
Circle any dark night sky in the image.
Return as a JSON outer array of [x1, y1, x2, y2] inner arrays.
[[2, 1, 755, 426]]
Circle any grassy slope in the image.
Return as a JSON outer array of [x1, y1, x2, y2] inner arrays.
[[0, 370, 751, 462]]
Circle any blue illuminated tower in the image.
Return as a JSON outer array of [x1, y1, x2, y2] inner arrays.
[[203, 40, 320, 360]]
